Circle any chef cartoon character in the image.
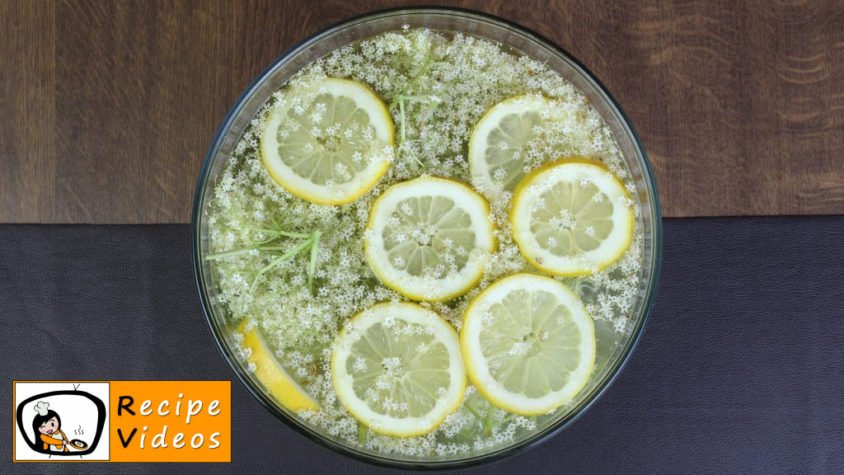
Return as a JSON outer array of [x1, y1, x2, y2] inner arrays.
[[32, 401, 69, 453]]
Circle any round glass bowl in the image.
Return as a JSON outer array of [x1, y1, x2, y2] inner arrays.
[[192, 7, 662, 469]]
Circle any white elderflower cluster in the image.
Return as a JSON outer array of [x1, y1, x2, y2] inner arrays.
[[207, 28, 645, 459]]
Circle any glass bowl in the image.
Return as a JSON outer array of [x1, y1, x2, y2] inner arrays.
[[192, 7, 662, 469]]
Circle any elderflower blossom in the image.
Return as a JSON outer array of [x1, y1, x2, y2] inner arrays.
[[207, 28, 644, 460]]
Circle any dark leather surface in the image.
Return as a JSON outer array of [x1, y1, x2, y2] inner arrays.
[[1, 218, 843, 474]]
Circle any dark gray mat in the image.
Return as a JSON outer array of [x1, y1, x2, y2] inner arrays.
[[2, 218, 843, 474]]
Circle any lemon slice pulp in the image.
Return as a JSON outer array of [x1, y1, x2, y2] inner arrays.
[[461, 273, 595, 415], [469, 95, 560, 202], [260, 77, 394, 205], [510, 159, 634, 276], [365, 176, 495, 302], [331, 302, 466, 437], [238, 320, 320, 413]]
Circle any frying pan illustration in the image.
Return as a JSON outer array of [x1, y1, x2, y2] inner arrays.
[[68, 439, 89, 450]]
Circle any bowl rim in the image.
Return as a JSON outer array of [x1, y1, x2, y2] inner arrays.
[[191, 5, 663, 470]]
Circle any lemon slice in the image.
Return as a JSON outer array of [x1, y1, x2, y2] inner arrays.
[[364, 176, 495, 302], [510, 159, 634, 276], [260, 77, 394, 205], [469, 95, 559, 201], [238, 321, 320, 413], [461, 273, 595, 415], [331, 302, 466, 437]]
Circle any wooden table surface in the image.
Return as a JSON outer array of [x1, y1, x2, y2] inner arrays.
[[3, 0, 843, 223]]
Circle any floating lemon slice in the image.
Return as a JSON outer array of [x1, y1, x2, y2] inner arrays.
[[461, 273, 595, 416], [260, 77, 394, 205], [331, 302, 466, 437], [238, 320, 320, 413], [510, 158, 634, 276], [469, 95, 559, 201], [364, 176, 495, 302]]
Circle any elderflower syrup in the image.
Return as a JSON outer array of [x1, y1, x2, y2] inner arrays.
[[206, 28, 644, 459]]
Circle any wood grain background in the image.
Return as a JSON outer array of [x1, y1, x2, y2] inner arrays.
[[2, 0, 843, 223]]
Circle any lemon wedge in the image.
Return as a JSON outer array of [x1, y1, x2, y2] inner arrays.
[[461, 273, 595, 415], [260, 77, 394, 205], [238, 320, 320, 413], [510, 158, 634, 276], [331, 302, 466, 437]]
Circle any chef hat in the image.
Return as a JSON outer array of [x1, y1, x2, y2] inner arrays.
[[34, 401, 50, 416]]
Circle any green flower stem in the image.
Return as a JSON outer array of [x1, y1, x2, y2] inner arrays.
[[482, 410, 497, 436], [248, 227, 311, 239], [396, 94, 434, 168], [206, 244, 299, 260], [463, 401, 493, 434], [357, 424, 368, 444], [463, 402, 483, 421], [392, 47, 441, 169], [398, 96, 408, 146], [250, 238, 315, 291], [205, 247, 256, 260], [206, 224, 324, 292], [307, 230, 322, 291], [462, 400, 503, 436], [257, 239, 313, 274]]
